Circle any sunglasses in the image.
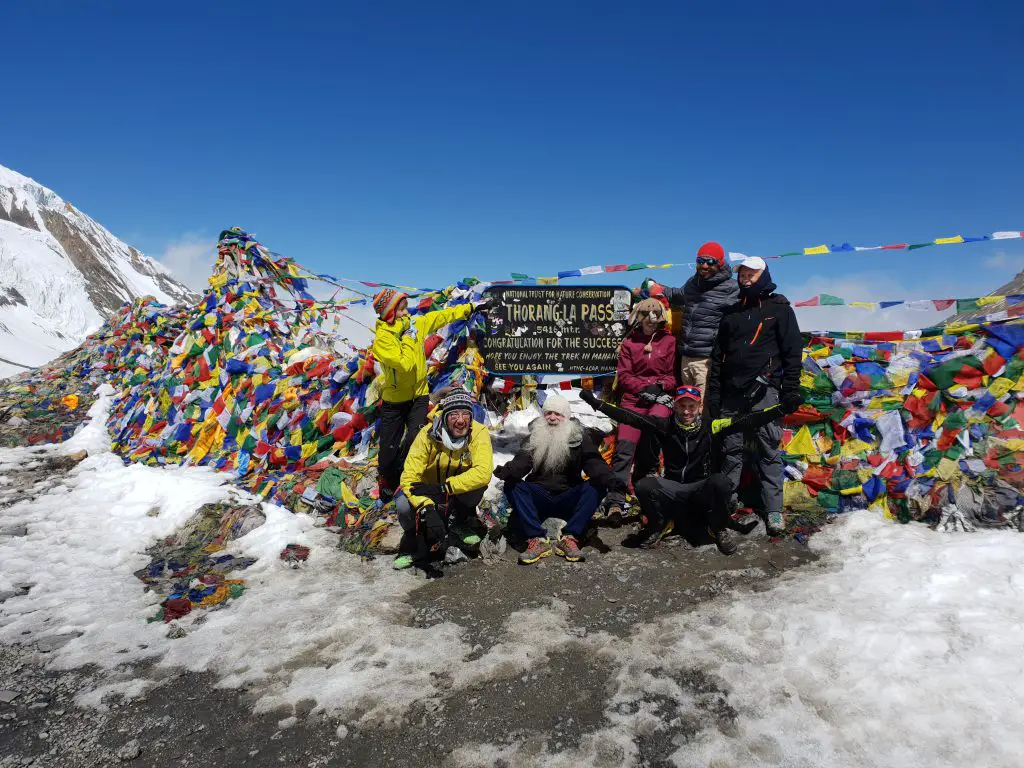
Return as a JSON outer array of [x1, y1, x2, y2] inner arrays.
[[674, 386, 702, 401], [640, 308, 664, 317], [696, 257, 719, 267]]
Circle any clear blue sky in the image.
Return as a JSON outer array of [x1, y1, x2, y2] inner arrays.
[[3, 1, 1024, 321]]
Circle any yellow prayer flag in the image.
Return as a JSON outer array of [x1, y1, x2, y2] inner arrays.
[[537, 277, 559, 285], [868, 495, 894, 519], [300, 442, 317, 460], [936, 458, 961, 482], [787, 425, 818, 456], [849, 302, 878, 310], [648, 264, 674, 269], [339, 482, 360, 508], [977, 296, 1003, 307], [840, 438, 873, 458], [933, 235, 965, 245], [989, 377, 1015, 398], [803, 244, 829, 255], [61, 394, 80, 410]]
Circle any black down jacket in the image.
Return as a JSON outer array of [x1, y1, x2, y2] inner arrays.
[[662, 266, 739, 358]]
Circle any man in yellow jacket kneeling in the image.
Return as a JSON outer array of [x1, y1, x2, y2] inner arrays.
[[393, 389, 494, 573]]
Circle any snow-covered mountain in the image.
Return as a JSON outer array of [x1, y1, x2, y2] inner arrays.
[[0, 164, 197, 377]]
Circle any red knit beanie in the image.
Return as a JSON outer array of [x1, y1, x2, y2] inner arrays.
[[697, 241, 726, 264], [372, 288, 409, 323]]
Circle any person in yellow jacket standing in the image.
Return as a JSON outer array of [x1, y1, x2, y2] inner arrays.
[[393, 389, 494, 572], [371, 288, 486, 500]]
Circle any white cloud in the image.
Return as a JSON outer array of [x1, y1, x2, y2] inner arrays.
[[155, 234, 216, 292], [783, 271, 956, 333], [983, 250, 1024, 271]]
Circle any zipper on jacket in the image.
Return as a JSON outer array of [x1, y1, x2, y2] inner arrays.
[[750, 321, 764, 346]]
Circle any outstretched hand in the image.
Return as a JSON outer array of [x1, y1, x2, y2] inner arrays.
[[579, 389, 600, 407]]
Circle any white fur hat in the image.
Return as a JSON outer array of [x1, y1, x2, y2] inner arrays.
[[541, 393, 571, 417]]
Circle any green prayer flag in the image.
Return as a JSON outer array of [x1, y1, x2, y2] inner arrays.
[[907, 243, 934, 251], [956, 299, 980, 314], [820, 294, 845, 306], [626, 263, 647, 271], [511, 273, 530, 280]]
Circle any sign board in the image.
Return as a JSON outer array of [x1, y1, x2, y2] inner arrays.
[[479, 285, 632, 375]]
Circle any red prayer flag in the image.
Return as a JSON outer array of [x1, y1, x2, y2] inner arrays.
[[795, 296, 820, 308], [881, 243, 909, 250], [932, 299, 956, 311], [863, 331, 906, 342], [604, 264, 628, 272]]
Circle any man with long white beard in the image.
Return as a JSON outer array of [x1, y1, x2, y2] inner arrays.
[[494, 394, 623, 564]]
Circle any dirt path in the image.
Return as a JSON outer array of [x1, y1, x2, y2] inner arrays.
[[1, 524, 816, 767]]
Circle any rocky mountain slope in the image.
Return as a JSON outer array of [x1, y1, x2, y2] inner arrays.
[[0, 164, 197, 377]]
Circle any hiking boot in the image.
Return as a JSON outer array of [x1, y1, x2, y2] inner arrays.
[[604, 503, 624, 528], [639, 520, 674, 549], [392, 553, 414, 570], [623, 517, 662, 548], [555, 535, 585, 562], [519, 537, 552, 564], [710, 527, 739, 555]]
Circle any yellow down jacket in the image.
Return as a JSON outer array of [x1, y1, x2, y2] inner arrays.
[[371, 303, 473, 403], [400, 419, 493, 511]]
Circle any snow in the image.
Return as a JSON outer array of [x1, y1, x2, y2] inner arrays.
[[454, 514, 1024, 768], [3, 388, 1024, 764]]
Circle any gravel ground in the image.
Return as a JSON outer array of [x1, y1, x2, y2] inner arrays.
[[1, 521, 816, 767]]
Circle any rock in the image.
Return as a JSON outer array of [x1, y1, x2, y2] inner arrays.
[[117, 739, 141, 761], [0, 690, 20, 704], [377, 523, 403, 553], [0, 524, 27, 537], [166, 623, 187, 640], [35, 634, 79, 653], [68, 450, 88, 462]]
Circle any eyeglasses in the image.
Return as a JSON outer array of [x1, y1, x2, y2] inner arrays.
[[696, 257, 719, 267]]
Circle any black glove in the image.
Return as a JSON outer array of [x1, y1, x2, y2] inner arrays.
[[579, 389, 600, 408], [493, 465, 509, 480], [410, 482, 446, 499], [780, 392, 803, 414], [637, 383, 664, 406]]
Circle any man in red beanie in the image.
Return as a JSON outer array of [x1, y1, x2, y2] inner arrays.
[[641, 241, 738, 392]]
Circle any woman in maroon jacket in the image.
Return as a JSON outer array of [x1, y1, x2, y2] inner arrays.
[[604, 298, 677, 517]]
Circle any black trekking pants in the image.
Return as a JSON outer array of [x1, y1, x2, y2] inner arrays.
[[377, 395, 430, 492], [634, 473, 734, 533]]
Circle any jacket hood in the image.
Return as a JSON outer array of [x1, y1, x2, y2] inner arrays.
[[738, 266, 777, 300]]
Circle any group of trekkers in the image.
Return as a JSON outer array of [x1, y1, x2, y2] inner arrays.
[[369, 241, 804, 574]]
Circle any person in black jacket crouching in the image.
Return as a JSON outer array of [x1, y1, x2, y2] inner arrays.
[[581, 385, 781, 554], [494, 394, 624, 565]]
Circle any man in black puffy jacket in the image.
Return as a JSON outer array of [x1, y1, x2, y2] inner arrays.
[[642, 241, 738, 391], [706, 256, 803, 535]]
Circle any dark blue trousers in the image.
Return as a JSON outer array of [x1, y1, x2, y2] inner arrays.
[[509, 481, 600, 539]]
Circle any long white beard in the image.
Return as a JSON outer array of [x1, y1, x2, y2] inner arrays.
[[531, 419, 574, 474]]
